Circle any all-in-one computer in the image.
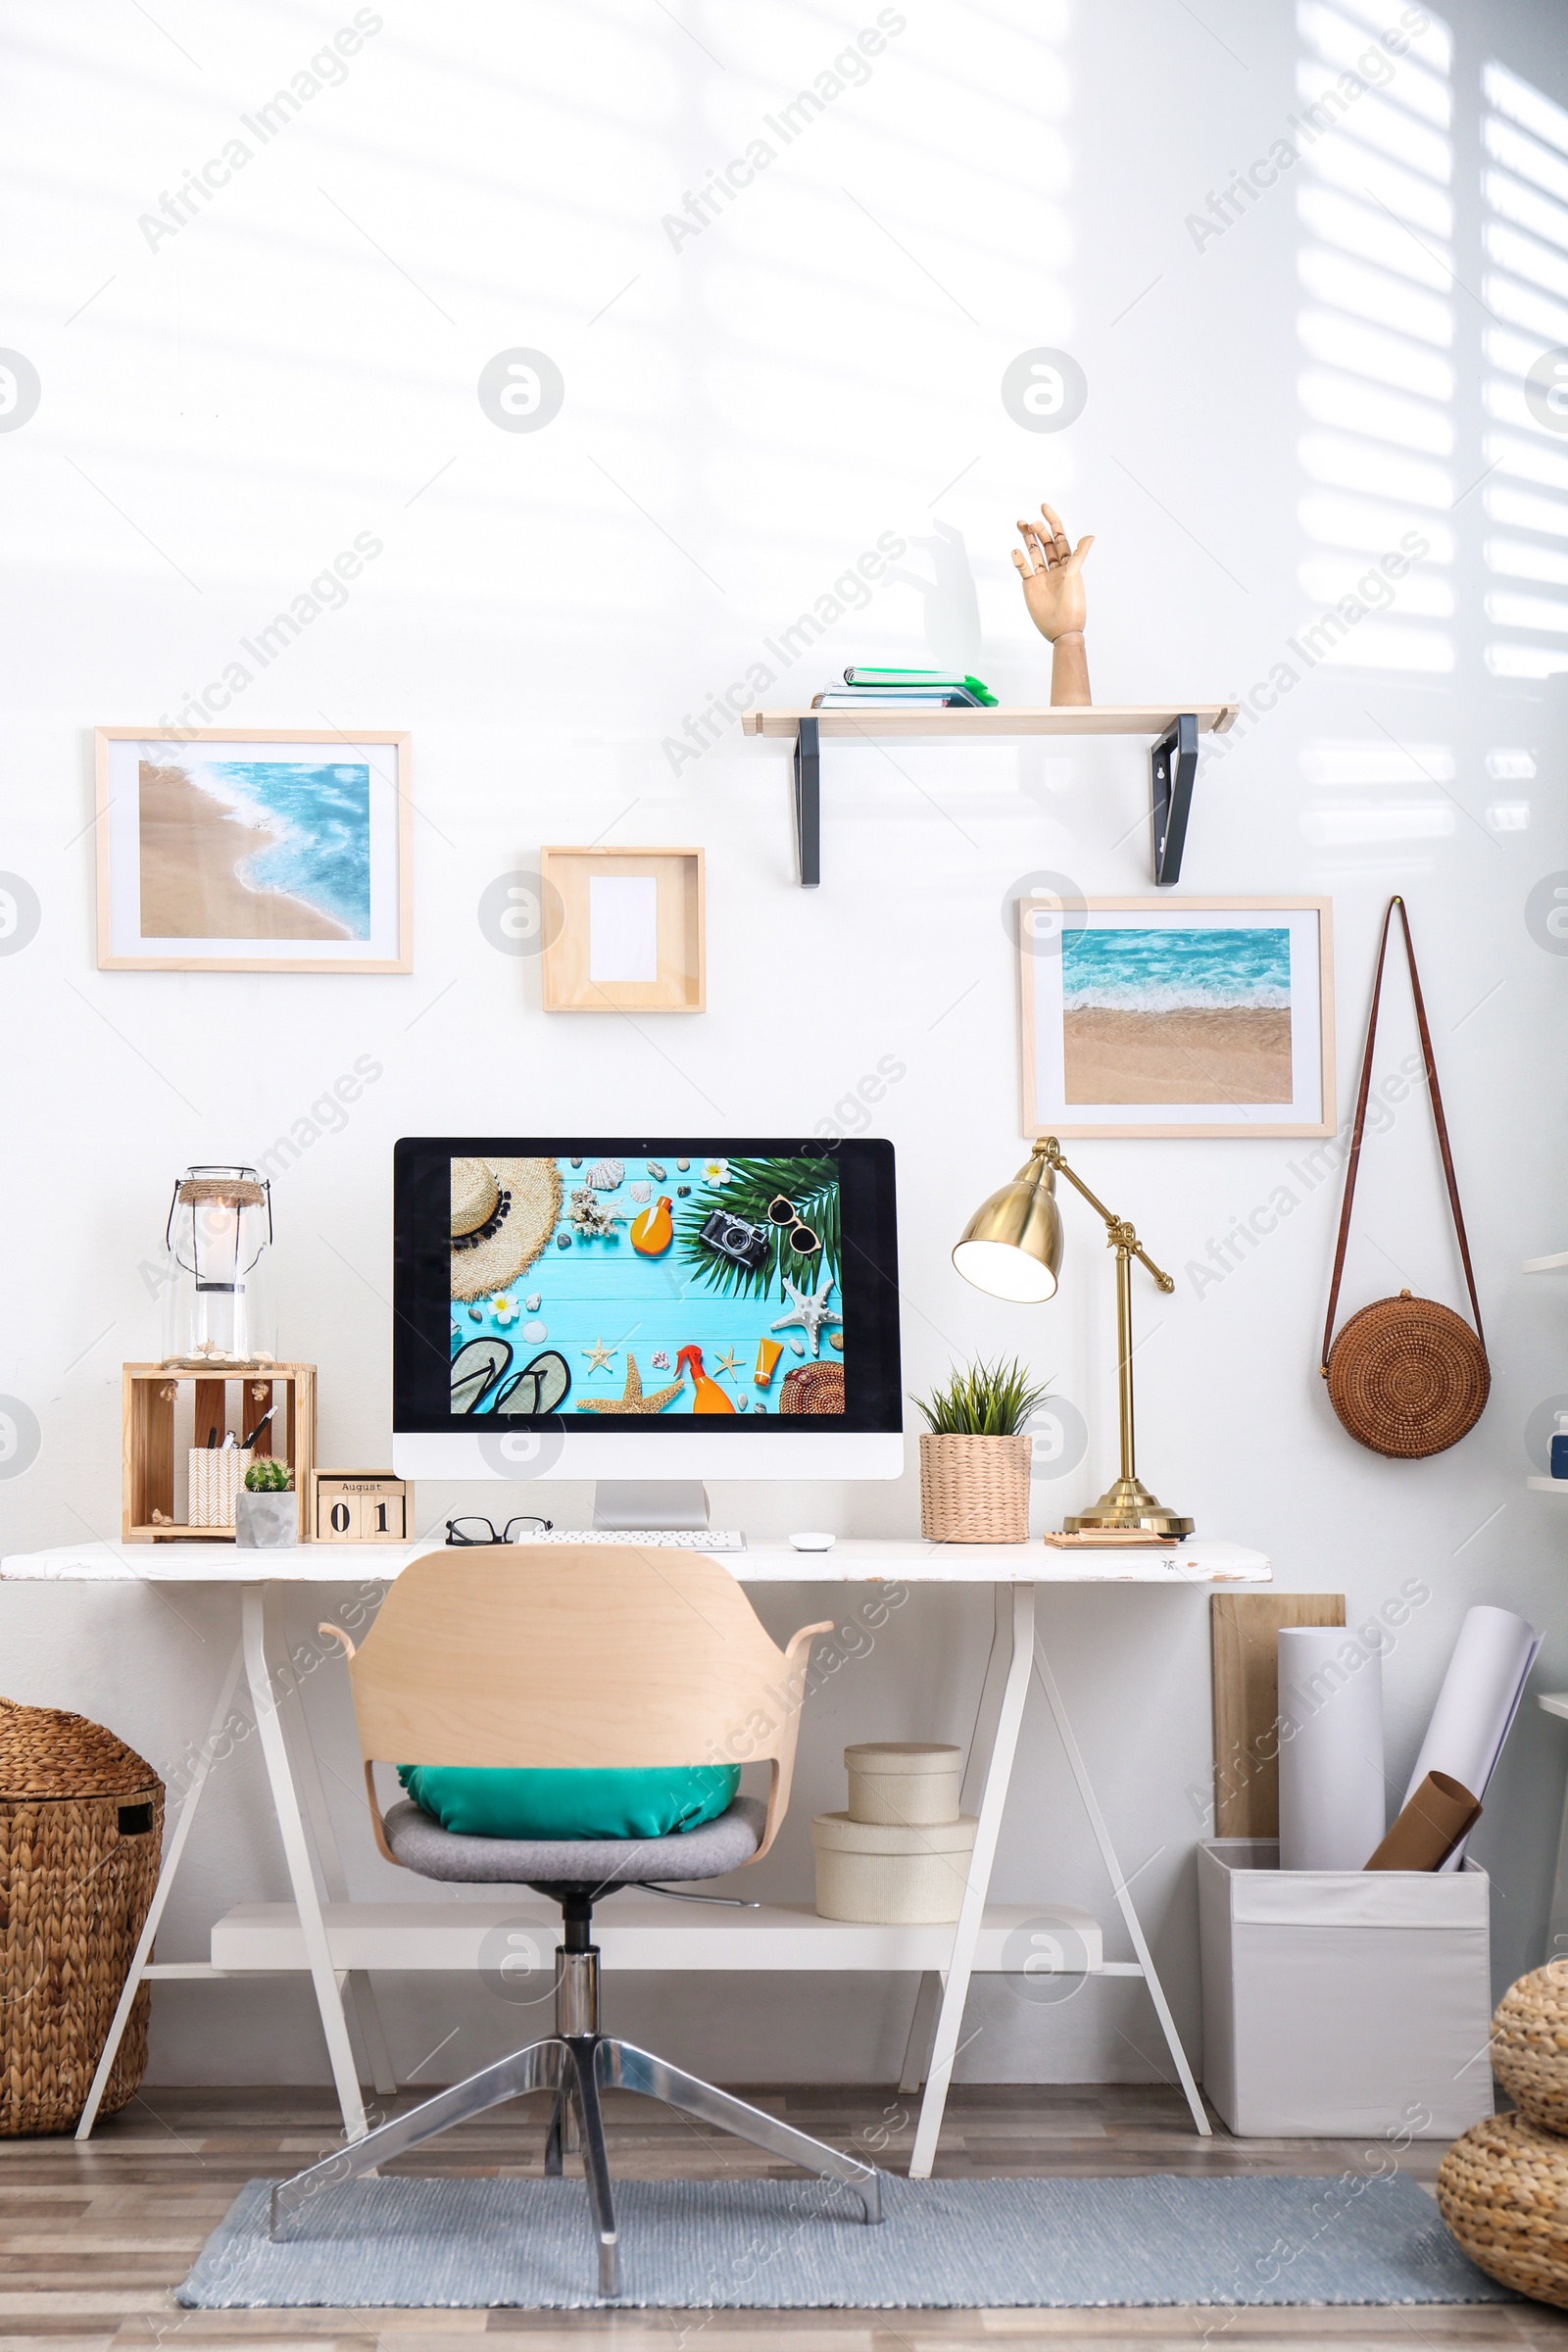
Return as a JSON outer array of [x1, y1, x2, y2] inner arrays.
[[392, 1138, 903, 1533]]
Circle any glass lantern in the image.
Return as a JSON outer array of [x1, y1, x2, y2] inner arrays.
[[161, 1164, 276, 1368]]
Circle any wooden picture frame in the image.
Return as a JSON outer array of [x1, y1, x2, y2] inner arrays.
[[95, 727, 413, 972], [540, 846, 705, 1012], [1018, 895, 1335, 1139]]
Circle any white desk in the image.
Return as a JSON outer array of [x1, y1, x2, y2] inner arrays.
[[1, 1535, 1269, 2177]]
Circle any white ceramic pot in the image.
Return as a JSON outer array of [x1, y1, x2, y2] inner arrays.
[[811, 1810, 978, 1924], [844, 1741, 963, 1827], [234, 1490, 298, 1549]]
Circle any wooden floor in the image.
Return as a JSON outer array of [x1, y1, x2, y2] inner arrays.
[[2, 2082, 1561, 2352]]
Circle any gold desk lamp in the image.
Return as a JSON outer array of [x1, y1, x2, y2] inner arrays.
[[952, 1137, 1193, 1538]]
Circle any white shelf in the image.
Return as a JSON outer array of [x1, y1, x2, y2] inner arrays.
[[1523, 1252, 1568, 1273], [1528, 1478, 1568, 1495], [1540, 1692, 1568, 1722], [210, 1896, 1127, 1978], [741, 703, 1239, 742]]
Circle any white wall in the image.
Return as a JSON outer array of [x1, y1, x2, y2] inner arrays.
[[3, 0, 1567, 2093]]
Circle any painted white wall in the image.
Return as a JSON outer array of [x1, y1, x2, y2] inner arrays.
[[2, 0, 1567, 2094]]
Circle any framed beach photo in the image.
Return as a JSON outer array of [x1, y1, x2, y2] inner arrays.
[[94, 727, 412, 973], [1018, 896, 1335, 1139]]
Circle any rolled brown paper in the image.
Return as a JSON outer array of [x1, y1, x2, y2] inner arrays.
[[1363, 1769, 1481, 1872]]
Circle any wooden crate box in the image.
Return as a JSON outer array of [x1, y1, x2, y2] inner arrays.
[[122, 1364, 316, 1543]]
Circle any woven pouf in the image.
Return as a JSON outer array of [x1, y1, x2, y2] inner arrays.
[[0, 1695, 164, 2134], [1438, 2111, 1568, 2305], [1491, 1965, 1568, 2132]]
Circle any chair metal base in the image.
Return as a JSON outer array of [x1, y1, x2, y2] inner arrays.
[[270, 2030, 882, 2300]]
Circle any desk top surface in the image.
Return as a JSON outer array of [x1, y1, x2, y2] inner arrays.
[[0, 1536, 1270, 1587]]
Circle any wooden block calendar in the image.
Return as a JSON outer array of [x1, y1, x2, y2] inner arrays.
[[311, 1471, 410, 1544]]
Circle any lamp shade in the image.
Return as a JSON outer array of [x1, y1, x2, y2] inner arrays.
[[952, 1155, 1063, 1303]]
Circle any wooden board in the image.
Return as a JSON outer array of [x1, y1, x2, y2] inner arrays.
[[1210, 1592, 1345, 1837]]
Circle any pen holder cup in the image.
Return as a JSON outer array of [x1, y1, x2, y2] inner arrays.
[[187, 1448, 252, 1531]]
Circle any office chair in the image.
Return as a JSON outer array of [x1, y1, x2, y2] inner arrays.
[[269, 1545, 882, 2295]]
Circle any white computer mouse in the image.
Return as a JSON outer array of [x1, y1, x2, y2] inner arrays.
[[788, 1531, 836, 1551]]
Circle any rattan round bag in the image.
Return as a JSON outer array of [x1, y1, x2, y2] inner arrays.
[[1321, 901, 1489, 1460], [1325, 1290, 1490, 1459]]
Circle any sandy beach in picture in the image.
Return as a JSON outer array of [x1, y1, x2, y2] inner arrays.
[[1059, 925, 1295, 1106], [137, 760, 355, 941], [1063, 1005, 1293, 1102]]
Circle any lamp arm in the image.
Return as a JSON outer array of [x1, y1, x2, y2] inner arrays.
[[1038, 1139, 1176, 1294]]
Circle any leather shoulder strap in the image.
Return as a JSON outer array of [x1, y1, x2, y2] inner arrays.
[[1321, 897, 1485, 1370]]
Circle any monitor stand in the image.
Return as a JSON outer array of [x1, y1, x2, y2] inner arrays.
[[592, 1480, 710, 1531]]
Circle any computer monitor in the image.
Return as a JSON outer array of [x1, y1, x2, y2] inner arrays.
[[392, 1138, 903, 1488]]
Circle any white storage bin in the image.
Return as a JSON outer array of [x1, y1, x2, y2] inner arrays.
[[844, 1741, 962, 1827], [1199, 1838, 1494, 2140], [812, 1811, 976, 1923]]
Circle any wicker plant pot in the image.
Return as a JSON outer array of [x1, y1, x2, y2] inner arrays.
[[0, 1696, 164, 2135], [1437, 2111, 1568, 2306], [918, 1432, 1031, 1544]]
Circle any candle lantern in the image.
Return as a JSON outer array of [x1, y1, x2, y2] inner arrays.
[[160, 1164, 276, 1369]]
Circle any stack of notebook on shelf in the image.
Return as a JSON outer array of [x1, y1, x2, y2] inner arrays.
[[810, 665, 999, 710]]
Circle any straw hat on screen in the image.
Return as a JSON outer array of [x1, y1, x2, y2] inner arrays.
[[450, 1157, 562, 1300]]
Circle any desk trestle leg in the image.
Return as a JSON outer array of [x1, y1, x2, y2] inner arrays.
[[75, 1635, 248, 2141]]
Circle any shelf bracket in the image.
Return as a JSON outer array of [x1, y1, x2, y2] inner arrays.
[[1151, 713, 1199, 887], [793, 716, 820, 888]]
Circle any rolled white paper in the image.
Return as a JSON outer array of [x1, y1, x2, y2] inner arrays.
[[1277, 1626, 1387, 1871], [1402, 1603, 1542, 1870]]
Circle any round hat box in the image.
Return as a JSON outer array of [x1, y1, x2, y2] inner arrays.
[[844, 1741, 962, 1827], [811, 1810, 977, 1925]]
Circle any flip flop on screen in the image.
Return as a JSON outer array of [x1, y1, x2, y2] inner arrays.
[[450, 1337, 513, 1414], [492, 1348, 571, 1415]]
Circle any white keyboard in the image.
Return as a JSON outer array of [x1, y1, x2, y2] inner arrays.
[[518, 1528, 747, 1550]]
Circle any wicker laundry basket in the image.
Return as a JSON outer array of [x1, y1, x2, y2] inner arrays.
[[0, 1696, 164, 2134]]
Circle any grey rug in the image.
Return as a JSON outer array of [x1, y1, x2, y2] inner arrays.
[[177, 2172, 1510, 2310]]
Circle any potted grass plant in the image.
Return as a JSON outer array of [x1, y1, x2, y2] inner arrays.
[[234, 1455, 297, 1550], [913, 1358, 1053, 1544]]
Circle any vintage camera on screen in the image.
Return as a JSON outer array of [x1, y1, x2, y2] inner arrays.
[[699, 1208, 770, 1274]]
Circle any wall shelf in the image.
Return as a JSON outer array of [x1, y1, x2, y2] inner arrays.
[[1524, 1252, 1568, 1272], [1528, 1477, 1568, 1495], [741, 703, 1240, 888]]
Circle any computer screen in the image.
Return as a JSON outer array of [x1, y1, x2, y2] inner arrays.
[[392, 1139, 903, 1479]]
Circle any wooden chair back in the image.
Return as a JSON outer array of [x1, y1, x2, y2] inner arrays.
[[322, 1546, 830, 1867]]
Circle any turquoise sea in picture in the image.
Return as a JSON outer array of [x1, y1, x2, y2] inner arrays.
[[1060, 926, 1295, 1105], [195, 760, 372, 938], [1061, 927, 1291, 1011]]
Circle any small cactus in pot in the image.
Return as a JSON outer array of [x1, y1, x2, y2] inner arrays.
[[235, 1454, 296, 1546]]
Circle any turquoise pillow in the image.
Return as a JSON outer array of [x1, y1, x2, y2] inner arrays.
[[397, 1763, 741, 1840]]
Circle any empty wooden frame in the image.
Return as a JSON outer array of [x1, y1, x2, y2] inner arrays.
[[540, 847, 705, 1012]]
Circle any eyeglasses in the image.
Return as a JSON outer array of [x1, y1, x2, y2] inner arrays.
[[768, 1196, 822, 1256], [445, 1515, 553, 1546]]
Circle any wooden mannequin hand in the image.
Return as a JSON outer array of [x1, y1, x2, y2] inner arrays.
[[1013, 502, 1094, 706]]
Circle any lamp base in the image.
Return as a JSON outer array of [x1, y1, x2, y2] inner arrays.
[[1063, 1474, 1194, 1540]]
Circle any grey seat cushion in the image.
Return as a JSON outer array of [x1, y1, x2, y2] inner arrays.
[[382, 1793, 766, 1886]]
